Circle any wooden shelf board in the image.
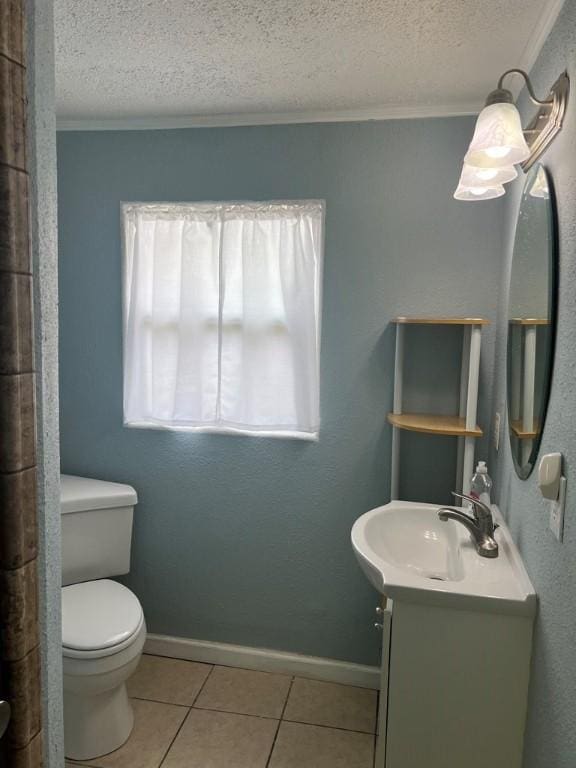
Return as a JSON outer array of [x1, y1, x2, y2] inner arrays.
[[387, 412, 483, 437], [511, 420, 540, 439], [509, 318, 550, 326], [392, 316, 489, 326]]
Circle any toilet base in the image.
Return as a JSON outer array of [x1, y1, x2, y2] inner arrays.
[[64, 682, 134, 761]]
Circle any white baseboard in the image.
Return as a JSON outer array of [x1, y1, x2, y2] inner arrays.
[[144, 633, 380, 690]]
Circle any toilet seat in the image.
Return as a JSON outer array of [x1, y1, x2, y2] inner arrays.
[[62, 579, 144, 659]]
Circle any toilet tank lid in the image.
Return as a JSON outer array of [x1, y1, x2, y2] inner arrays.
[[60, 474, 137, 514]]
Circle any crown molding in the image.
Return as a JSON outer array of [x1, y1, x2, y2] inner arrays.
[[517, 0, 565, 78], [56, 101, 481, 131]]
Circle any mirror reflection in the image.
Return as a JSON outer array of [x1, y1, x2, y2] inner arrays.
[[507, 164, 557, 479]]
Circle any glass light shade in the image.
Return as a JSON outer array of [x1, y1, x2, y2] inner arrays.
[[529, 166, 550, 199], [464, 102, 530, 168], [460, 163, 517, 187], [454, 184, 505, 201]]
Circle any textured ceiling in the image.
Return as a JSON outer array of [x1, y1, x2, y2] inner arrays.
[[55, 0, 561, 126]]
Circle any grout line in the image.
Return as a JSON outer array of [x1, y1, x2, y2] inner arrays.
[[137, 698, 378, 731], [192, 704, 280, 720], [265, 719, 282, 768], [190, 663, 216, 706], [265, 676, 294, 768], [156, 706, 192, 768], [143, 652, 302, 681], [142, 652, 377, 690], [279, 717, 376, 736], [279, 676, 294, 721], [157, 662, 215, 768], [129, 696, 191, 708]]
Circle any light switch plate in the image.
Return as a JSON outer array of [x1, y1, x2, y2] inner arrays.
[[549, 476, 567, 541]]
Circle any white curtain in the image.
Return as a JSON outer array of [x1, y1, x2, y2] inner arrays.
[[122, 201, 324, 439]]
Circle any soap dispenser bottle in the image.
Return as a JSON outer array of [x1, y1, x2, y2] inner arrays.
[[470, 461, 492, 508]]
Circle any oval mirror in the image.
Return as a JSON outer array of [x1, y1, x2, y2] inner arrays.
[[507, 163, 557, 479]]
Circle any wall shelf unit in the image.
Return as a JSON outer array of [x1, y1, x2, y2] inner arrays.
[[510, 420, 539, 439], [387, 413, 482, 437], [389, 316, 488, 499], [508, 318, 548, 463], [393, 317, 489, 326]]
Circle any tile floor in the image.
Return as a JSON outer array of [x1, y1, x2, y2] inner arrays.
[[66, 653, 378, 768]]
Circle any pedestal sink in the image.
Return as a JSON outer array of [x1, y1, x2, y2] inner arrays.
[[351, 500, 536, 768]]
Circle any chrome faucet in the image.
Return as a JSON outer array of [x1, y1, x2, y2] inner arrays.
[[437, 492, 499, 559]]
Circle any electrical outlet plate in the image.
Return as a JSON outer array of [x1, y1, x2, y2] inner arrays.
[[549, 476, 567, 541]]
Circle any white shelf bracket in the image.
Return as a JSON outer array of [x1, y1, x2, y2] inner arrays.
[[462, 325, 482, 494], [391, 325, 405, 500]]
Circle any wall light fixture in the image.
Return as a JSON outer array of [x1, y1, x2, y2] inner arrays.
[[455, 69, 569, 201]]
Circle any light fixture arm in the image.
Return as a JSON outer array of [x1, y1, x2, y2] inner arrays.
[[497, 69, 553, 106]]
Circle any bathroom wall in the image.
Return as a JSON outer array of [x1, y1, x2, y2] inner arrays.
[[489, 1, 576, 765], [57, 117, 503, 665]]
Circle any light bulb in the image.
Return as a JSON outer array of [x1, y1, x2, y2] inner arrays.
[[485, 146, 512, 159], [476, 168, 499, 181], [453, 184, 505, 201]]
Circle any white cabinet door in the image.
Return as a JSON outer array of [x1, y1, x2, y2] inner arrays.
[[375, 598, 393, 768]]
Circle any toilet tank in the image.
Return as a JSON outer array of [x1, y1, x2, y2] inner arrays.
[[60, 474, 138, 587]]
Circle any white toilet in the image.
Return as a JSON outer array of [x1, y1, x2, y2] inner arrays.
[[60, 474, 146, 761]]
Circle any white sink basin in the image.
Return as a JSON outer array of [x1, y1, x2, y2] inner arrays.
[[352, 501, 536, 616]]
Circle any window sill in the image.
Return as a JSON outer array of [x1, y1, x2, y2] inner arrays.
[[123, 419, 319, 441]]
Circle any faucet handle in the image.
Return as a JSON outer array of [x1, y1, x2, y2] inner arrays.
[[451, 491, 491, 517], [451, 491, 495, 536]]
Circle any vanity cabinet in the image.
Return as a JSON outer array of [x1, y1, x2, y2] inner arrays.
[[375, 598, 533, 768]]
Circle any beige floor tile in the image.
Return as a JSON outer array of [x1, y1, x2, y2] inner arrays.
[[72, 698, 188, 768], [127, 654, 212, 705], [194, 665, 292, 718], [268, 721, 374, 768], [283, 677, 377, 733], [162, 708, 278, 768]]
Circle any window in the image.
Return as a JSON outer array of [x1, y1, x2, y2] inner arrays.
[[122, 201, 324, 439]]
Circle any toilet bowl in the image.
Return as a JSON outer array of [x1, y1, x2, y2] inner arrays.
[[60, 475, 145, 761], [62, 579, 146, 761]]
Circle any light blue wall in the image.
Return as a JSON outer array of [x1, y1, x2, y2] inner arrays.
[[57, 117, 502, 664], [489, 1, 576, 765], [27, 0, 64, 765]]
